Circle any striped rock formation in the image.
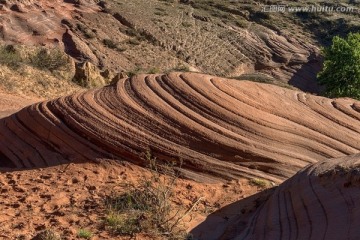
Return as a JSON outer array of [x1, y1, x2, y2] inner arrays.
[[1, 72, 360, 183], [215, 153, 360, 240]]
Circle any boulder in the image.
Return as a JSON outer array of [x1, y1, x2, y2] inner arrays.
[[73, 61, 106, 88]]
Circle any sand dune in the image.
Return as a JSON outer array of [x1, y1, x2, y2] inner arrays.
[[0, 73, 359, 183]]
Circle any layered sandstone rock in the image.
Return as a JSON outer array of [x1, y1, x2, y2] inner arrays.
[[0, 73, 359, 182], [210, 153, 360, 240]]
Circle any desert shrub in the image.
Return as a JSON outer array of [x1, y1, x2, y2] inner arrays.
[[182, 22, 192, 28], [121, 28, 151, 42], [104, 151, 201, 239], [32, 229, 61, 240], [76, 23, 96, 38], [103, 39, 118, 49], [249, 178, 270, 189], [235, 73, 277, 83], [155, 7, 166, 12], [234, 73, 294, 89], [124, 28, 138, 37], [148, 67, 160, 74], [234, 19, 249, 28], [30, 48, 69, 71], [154, 11, 168, 16], [317, 33, 360, 99], [0, 45, 22, 69], [116, 46, 127, 52], [249, 11, 271, 22], [295, 11, 318, 20], [84, 30, 96, 39], [127, 39, 141, 45], [168, 65, 190, 72], [127, 66, 142, 77], [77, 229, 92, 239]]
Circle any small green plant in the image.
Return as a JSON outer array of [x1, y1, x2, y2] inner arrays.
[[249, 178, 269, 189], [148, 67, 160, 74], [77, 229, 92, 239], [105, 212, 142, 235]]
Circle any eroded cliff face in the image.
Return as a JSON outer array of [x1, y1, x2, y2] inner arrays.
[[0, 0, 96, 44], [0, 0, 325, 93]]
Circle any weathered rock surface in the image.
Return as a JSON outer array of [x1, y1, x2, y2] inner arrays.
[[0, 0, 323, 92], [73, 61, 106, 87], [0, 73, 359, 183], [0, 0, 99, 53], [202, 153, 360, 240]]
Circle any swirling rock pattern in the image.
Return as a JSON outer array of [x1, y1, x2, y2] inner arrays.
[[220, 153, 360, 240], [1, 73, 360, 182]]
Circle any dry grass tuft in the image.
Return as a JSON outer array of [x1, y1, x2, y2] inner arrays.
[[104, 150, 200, 239]]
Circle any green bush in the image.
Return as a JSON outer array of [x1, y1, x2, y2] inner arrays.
[[77, 229, 92, 239], [317, 33, 360, 99], [249, 178, 270, 189], [30, 48, 69, 71], [0, 45, 22, 69]]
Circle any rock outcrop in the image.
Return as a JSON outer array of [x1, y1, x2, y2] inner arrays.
[[0, 73, 359, 183], [203, 153, 360, 240], [0, 0, 99, 51], [73, 61, 106, 87]]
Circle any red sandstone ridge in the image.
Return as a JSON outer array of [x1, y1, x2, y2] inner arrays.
[[0, 73, 360, 183], [193, 153, 360, 239]]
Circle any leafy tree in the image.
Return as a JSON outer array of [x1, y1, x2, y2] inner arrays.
[[317, 33, 360, 100]]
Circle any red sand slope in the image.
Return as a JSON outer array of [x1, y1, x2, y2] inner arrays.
[[0, 73, 360, 183], [0, 91, 38, 118]]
